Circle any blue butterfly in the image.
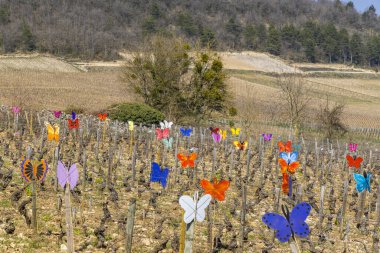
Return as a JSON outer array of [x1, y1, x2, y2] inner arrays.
[[150, 162, 170, 188], [71, 111, 76, 120], [279, 152, 298, 164], [180, 128, 192, 137], [353, 171, 371, 193], [262, 202, 311, 242]]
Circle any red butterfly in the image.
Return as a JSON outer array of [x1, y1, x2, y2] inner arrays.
[[68, 118, 79, 129], [156, 128, 169, 140], [209, 127, 220, 134], [98, 113, 107, 121], [200, 178, 230, 201], [346, 155, 363, 169]]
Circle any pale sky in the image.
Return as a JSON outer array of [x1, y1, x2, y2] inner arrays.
[[342, 0, 380, 13]]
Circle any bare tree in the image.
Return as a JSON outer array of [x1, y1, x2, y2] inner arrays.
[[277, 75, 311, 130]]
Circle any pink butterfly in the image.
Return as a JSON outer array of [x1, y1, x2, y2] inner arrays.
[[156, 128, 169, 140], [53, 111, 62, 118], [212, 132, 221, 143], [12, 106, 20, 114], [262, 133, 272, 141], [349, 143, 358, 152], [57, 161, 79, 190]]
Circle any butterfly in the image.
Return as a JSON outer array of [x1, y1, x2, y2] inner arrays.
[[162, 137, 174, 149], [128, 121, 134, 131], [278, 158, 300, 174], [279, 152, 298, 164], [233, 140, 248, 151], [98, 113, 107, 121], [219, 130, 227, 140], [68, 112, 79, 129], [150, 162, 170, 188], [12, 106, 20, 114], [230, 128, 241, 136], [177, 153, 197, 168], [20, 158, 49, 183], [346, 154, 363, 169], [160, 120, 173, 129], [349, 143, 358, 152], [53, 110, 62, 118], [262, 202, 312, 243], [209, 127, 220, 134], [353, 171, 371, 193], [262, 133, 272, 141], [212, 132, 221, 143], [180, 127, 192, 137], [57, 161, 79, 190], [45, 121, 60, 142], [292, 143, 301, 152], [179, 192, 212, 224], [200, 178, 230, 201], [278, 141, 292, 153], [156, 128, 169, 140]]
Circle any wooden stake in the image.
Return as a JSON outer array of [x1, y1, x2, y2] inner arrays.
[[125, 198, 136, 253], [65, 184, 74, 253]]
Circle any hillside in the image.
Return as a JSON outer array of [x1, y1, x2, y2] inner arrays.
[[1, 0, 380, 66]]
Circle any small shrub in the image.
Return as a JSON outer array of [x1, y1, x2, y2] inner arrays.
[[64, 105, 85, 114], [108, 102, 165, 125], [228, 107, 238, 116]]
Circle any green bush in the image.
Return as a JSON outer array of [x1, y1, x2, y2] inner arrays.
[[108, 103, 165, 125]]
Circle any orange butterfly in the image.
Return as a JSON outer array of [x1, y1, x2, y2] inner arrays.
[[346, 155, 363, 169], [278, 158, 300, 174], [177, 153, 197, 168], [200, 178, 230, 201], [278, 141, 292, 153], [233, 140, 248, 151], [282, 173, 290, 194], [98, 113, 107, 121], [20, 159, 49, 183]]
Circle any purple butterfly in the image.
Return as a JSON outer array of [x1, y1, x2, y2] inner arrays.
[[53, 111, 62, 118], [57, 161, 79, 190], [12, 106, 20, 114], [212, 132, 221, 143], [71, 111, 76, 120], [262, 202, 311, 242], [349, 143, 358, 152], [262, 133, 272, 141]]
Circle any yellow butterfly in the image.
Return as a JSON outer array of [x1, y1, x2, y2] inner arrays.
[[230, 128, 241, 136], [45, 121, 59, 142], [128, 121, 134, 131], [219, 130, 227, 140]]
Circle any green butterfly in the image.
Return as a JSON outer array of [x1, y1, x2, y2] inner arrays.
[[162, 137, 174, 149]]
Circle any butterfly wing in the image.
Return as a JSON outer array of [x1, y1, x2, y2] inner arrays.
[[68, 164, 79, 190], [213, 180, 230, 201], [188, 153, 197, 168], [285, 141, 292, 152], [353, 156, 363, 169], [179, 195, 196, 224], [287, 162, 300, 174], [279, 158, 288, 174], [166, 121, 173, 129], [346, 155, 354, 167], [21, 159, 34, 183], [150, 162, 162, 184], [160, 167, 170, 188], [262, 213, 292, 242], [162, 128, 169, 139], [353, 173, 366, 193], [156, 129, 163, 140], [53, 124, 60, 142], [212, 132, 221, 143], [289, 202, 312, 238], [195, 194, 212, 222], [160, 122, 165, 129], [128, 121, 134, 131], [180, 128, 186, 136], [177, 153, 188, 168], [367, 173, 372, 192], [35, 160, 48, 183], [57, 161, 68, 189], [45, 122, 55, 141]]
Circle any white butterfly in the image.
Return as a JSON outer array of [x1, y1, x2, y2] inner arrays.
[[160, 120, 173, 129], [179, 192, 212, 224]]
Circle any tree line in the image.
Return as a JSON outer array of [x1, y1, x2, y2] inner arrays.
[[0, 0, 379, 66]]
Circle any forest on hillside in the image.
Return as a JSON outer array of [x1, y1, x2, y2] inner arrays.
[[1, 0, 380, 66]]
